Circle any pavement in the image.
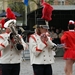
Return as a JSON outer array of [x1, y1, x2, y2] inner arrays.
[[20, 57, 75, 75]]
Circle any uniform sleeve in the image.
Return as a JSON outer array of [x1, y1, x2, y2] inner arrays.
[[0, 34, 9, 50], [46, 37, 57, 48], [29, 37, 46, 56]]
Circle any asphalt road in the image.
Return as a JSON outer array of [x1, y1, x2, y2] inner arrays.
[[20, 57, 75, 75]]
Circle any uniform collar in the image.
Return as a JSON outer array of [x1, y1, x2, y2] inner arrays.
[[69, 30, 74, 31]]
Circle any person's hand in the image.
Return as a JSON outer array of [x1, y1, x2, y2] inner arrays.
[[63, 46, 68, 50], [61, 44, 68, 50], [40, 33, 48, 42]]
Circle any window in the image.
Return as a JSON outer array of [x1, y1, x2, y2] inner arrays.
[[58, 1, 61, 5], [58, 0, 65, 5], [62, 1, 65, 5]]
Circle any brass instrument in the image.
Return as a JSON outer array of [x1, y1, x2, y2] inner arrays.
[[9, 21, 24, 50]]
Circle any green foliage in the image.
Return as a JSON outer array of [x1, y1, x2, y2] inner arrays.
[[8, 1, 26, 25], [8, 1, 25, 14], [47, 0, 54, 5]]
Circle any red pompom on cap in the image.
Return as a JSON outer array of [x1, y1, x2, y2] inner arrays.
[[6, 7, 16, 19]]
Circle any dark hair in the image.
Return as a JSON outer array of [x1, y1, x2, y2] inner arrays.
[[36, 28, 41, 35], [5, 18, 10, 22], [68, 24, 75, 30], [37, 25, 43, 28]]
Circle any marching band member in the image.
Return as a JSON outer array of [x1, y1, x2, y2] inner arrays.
[[0, 8, 27, 75], [61, 20, 75, 75], [29, 18, 57, 75]]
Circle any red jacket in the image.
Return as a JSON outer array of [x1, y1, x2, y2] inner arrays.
[[61, 30, 75, 50], [0, 51, 1, 57]]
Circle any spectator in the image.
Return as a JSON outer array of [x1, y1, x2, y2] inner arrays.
[[50, 30, 58, 40], [59, 30, 64, 39], [55, 28, 61, 44], [55, 29, 60, 35], [50, 30, 59, 44]]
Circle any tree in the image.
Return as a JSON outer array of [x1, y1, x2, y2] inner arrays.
[[47, 0, 54, 5], [8, 1, 25, 14], [8, 0, 29, 25]]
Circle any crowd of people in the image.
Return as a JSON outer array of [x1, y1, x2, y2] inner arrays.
[[49, 27, 65, 44]]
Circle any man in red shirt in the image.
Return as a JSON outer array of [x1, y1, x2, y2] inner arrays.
[[61, 20, 75, 75]]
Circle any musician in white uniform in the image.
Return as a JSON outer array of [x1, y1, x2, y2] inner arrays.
[[29, 18, 57, 75], [0, 8, 27, 75]]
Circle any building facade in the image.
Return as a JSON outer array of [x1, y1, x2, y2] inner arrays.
[[54, 0, 75, 5], [0, 0, 75, 13]]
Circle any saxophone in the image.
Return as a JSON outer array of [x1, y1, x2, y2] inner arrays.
[[9, 21, 24, 50]]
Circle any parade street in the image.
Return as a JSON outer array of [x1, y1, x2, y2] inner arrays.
[[20, 57, 75, 75]]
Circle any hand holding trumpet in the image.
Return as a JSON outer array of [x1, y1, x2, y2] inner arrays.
[[40, 33, 48, 42]]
